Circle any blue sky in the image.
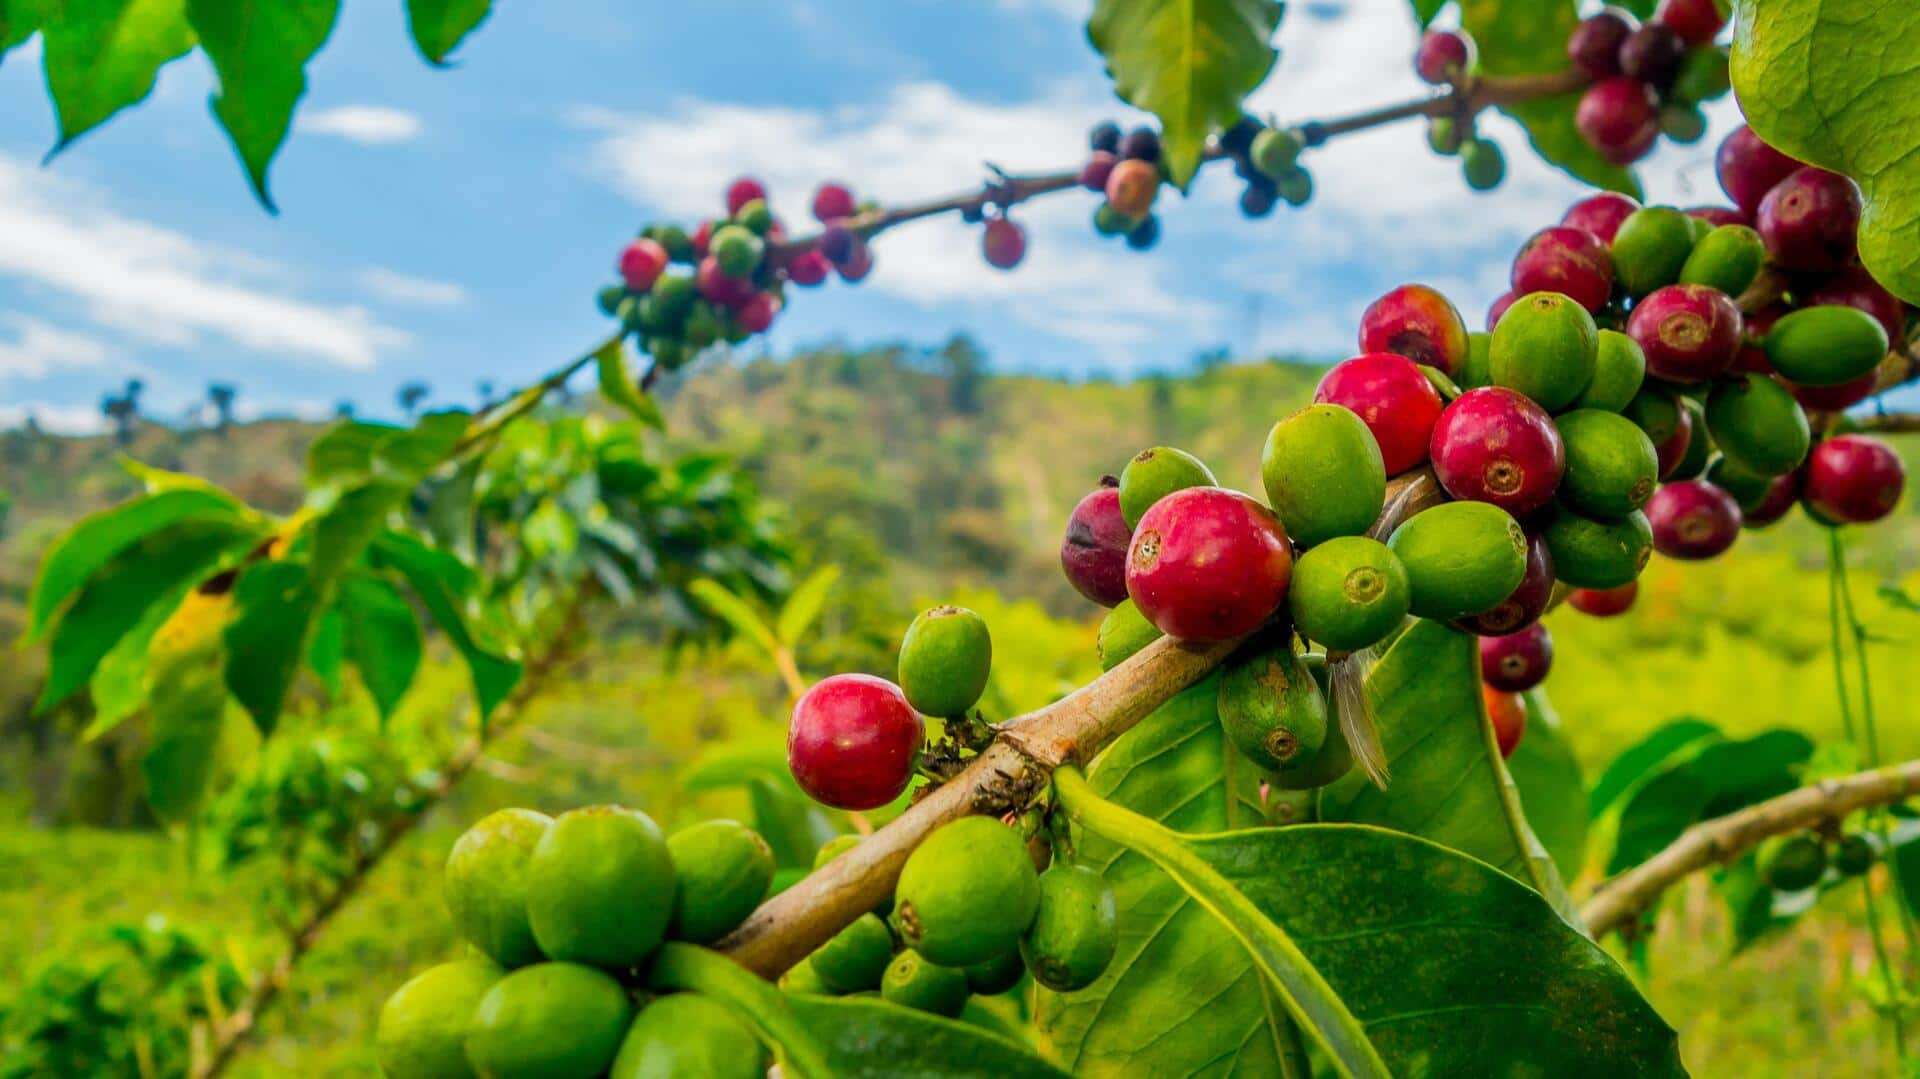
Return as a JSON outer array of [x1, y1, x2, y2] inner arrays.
[[0, 0, 1747, 432]]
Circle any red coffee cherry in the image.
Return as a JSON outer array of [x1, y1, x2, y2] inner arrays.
[[726, 176, 769, 217], [1657, 0, 1728, 45], [787, 249, 832, 287], [1060, 482, 1132, 607], [1480, 623, 1553, 693], [1716, 124, 1801, 215], [1562, 191, 1641, 245], [1359, 284, 1470, 375], [736, 291, 781, 333], [1802, 266, 1908, 344], [1079, 151, 1117, 192], [1568, 11, 1633, 79], [1486, 290, 1518, 332], [1804, 435, 1905, 524], [787, 674, 923, 810], [1569, 581, 1639, 616], [1789, 370, 1878, 412], [982, 218, 1027, 270], [1687, 206, 1751, 228], [1415, 29, 1474, 85], [1653, 402, 1694, 479], [1647, 479, 1743, 559], [1483, 686, 1527, 758], [1512, 225, 1615, 313], [1627, 284, 1743, 383], [1313, 352, 1445, 476], [1125, 488, 1293, 642], [619, 238, 669, 292], [1618, 22, 1686, 92], [812, 183, 857, 223], [696, 255, 753, 307], [1743, 470, 1801, 528], [1576, 76, 1659, 166], [1431, 387, 1567, 516], [1757, 166, 1863, 272]]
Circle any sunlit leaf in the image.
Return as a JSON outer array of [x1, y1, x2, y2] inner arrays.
[[41, 0, 195, 150], [29, 487, 249, 640], [404, 0, 488, 64], [595, 336, 664, 429], [775, 565, 840, 647], [185, 0, 341, 210], [142, 590, 233, 823], [372, 530, 521, 722], [688, 578, 778, 656], [786, 995, 1071, 1079]]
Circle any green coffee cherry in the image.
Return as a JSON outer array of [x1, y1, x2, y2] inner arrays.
[[1571, 330, 1646, 413], [1386, 502, 1528, 620], [1541, 506, 1652, 589], [1461, 138, 1505, 190], [444, 808, 552, 968], [611, 993, 764, 1079], [1021, 864, 1118, 992], [1678, 225, 1765, 297], [881, 950, 970, 1016], [1764, 305, 1891, 387], [667, 820, 774, 945], [1834, 833, 1877, 877], [1459, 331, 1493, 389], [813, 834, 860, 872], [1758, 834, 1828, 891], [735, 197, 775, 235], [1276, 166, 1313, 206], [526, 806, 676, 969], [1686, 214, 1714, 245], [1251, 127, 1305, 178], [781, 957, 831, 995], [1659, 103, 1707, 144], [1705, 454, 1775, 508], [1611, 207, 1695, 297], [1219, 644, 1329, 772], [1097, 599, 1162, 671], [1555, 410, 1659, 519], [711, 225, 763, 277], [376, 958, 504, 1079], [1119, 446, 1217, 528], [811, 912, 896, 993], [1427, 116, 1463, 156], [1261, 404, 1387, 548], [1270, 654, 1355, 791], [1287, 536, 1411, 651], [894, 816, 1040, 968], [1705, 374, 1811, 477], [647, 274, 696, 325], [1623, 385, 1684, 444], [898, 605, 993, 717], [465, 963, 634, 1079], [964, 948, 1029, 996], [1489, 292, 1598, 412], [1094, 205, 1140, 235]]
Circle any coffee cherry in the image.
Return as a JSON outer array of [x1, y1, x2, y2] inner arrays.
[[1359, 283, 1470, 375], [1573, 329, 1648, 413], [612, 992, 764, 1079], [1647, 479, 1742, 559], [691, 219, 715, 259], [1287, 536, 1412, 652], [812, 912, 895, 992], [1562, 191, 1641, 245], [725, 176, 768, 217], [468, 964, 633, 1079], [1455, 528, 1556, 636], [1481, 623, 1553, 693], [1624, 383, 1683, 443], [1541, 504, 1653, 588], [1219, 115, 1262, 156], [820, 223, 858, 265], [1716, 124, 1801, 215], [1659, 102, 1708, 144], [1611, 207, 1695, 297], [1576, 77, 1659, 165], [1061, 482, 1132, 607], [1080, 151, 1117, 192], [1627, 284, 1742, 383], [1789, 370, 1878, 412], [1220, 641, 1330, 771], [1261, 404, 1387, 548], [787, 249, 831, 287], [1105, 158, 1160, 217], [735, 291, 780, 333], [528, 806, 676, 968], [697, 255, 754, 307], [1834, 833, 1877, 877], [895, 816, 1040, 967], [1705, 373, 1810, 476], [1757, 166, 1862, 272], [1125, 214, 1161, 251], [965, 949, 1029, 996], [1089, 120, 1122, 155], [1657, 0, 1728, 45], [1461, 137, 1506, 190], [1489, 291, 1599, 412], [881, 951, 970, 1017], [1763, 304, 1889, 386], [1804, 434, 1904, 523], [813, 183, 857, 223], [1251, 127, 1305, 179], [838, 237, 875, 283], [597, 283, 627, 317], [1021, 865, 1118, 993], [1743, 469, 1802, 527], [1119, 446, 1217, 528], [1569, 580, 1638, 616], [1557, 408, 1660, 518], [1460, 330, 1493, 388], [444, 809, 551, 967], [1387, 501, 1529, 621], [619, 238, 669, 292], [1094, 203, 1141, 234], [1276, 165, 1315, 206], [1119, 126, 1161, 162], [787, 673, 922, 810], [1569, 10, 1633, 78], [1619, 22, 1686, 91], [1707, 453, 1774, 506], [1758, 834, 1827, 891], [1483, 686, 1528, 758], [982, 217, 1027, 270], [1687, 205, 1750, 228], [898, 606, 992, 718], [1668, 398, 1713, 481], [1237, 180, 1277, 218], [1313, 352, 1444, 476], [1652, 398, 1695, 479], [1803, 266, 1908, 343], [1415, 29, 1474, 85], [379, 961, 505, 1079], [1431, 387, 1566, 516], [1097, 599, 1162, 671], [1427, 115, 1464, 156], [1512, 226, 1615, 314], [1677, 223, 1765, 297], [667, 819, 775, 946], [1485, 291, 1518, 332], [1127, 487, 1294, 640]]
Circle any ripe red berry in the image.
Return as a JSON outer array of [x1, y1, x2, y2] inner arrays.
[[1105, 159, 1160, 217], [1647, 479, 1742, 559], [1618, 23, 1686, 91], [1125, 487, 1293, 641], [1562, 191, 1641, 245], [1803, 266, 1908, 343], [1061, 483, 1132, 607], [1757, 166, 1863, 272], [1480, 623, 1553, 693], [1568, 11, 1633, 79], [1627, 284, 1743, 383], [1687, 206, 1751, 229], [1576, 77, 1659, 166], [618, 238, 669, 292], [1744, 469, 1801, 527], [1415, 29, 1474, 85], [1570, 581, 1639, 616], [812, 183, 857, 223], [696, 255, 754, 307], [837, 238, 874, 283], [736, 291, 780, 333], [1430, 387, 1566, 516], [1716, 125, 1801, 215], [1456, 529, 1555, 636], [726, 177, 768, 217], [1486, 290, 1518, 332], [1483, 686, 1527, 758], [1512, 226, 1615, 313], [691, 220, 715, 259], [1789, 370, 1878, 411], [787, 249, 831, 287], [1312, 353, 1444, 476], [1079, 152, 1117, 192], [1359, 284, 1470, 375], [788, 674, 922, 810], [1654, 402, 1694, 479], [1656, 0, 1728, 45], [1804, 435, 1904, 523], [982, 218, 1026, 270]]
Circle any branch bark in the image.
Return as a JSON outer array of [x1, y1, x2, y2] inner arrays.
[[1580, 759, 1920, 936]]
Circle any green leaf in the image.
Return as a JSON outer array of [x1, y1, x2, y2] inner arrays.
[[1055, 768, 1685, 1076], [1, 0, 49, 61], [1317, 620, 1575, 920], [338, 575, 422, 722], [748, 774, 839, 870], [424, 455, 482, 562], [1086, 0, 1283, 187], [1587, 717, 1722, 819], [595, 337, 664, 429], [222, 559, 320, 734], [371, 530, 520, 721], [646, 943, 834, 1079], [306, 607, 344, 694], [141, 591, 233, 823], [1608, 729, 1814, 873], [786, 996, 1072, 1079], [41, 0, 195, 150], [1731, 0, 1920, 303], [184, 0, 340, 210], [307, 411, 469, 500], [405, 0, 488, 64], [1408, 0, 1446, 29], [29, 487, 248, 640], [775, 565, 840, 647], [82, 573, 196, 740], [308, 484, 400, 591], [688, 578, 778, 656], [1508, 689, 1589, 882]]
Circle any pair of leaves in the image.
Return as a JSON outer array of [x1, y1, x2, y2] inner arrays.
[[1607, 727, 1813, 874], [1731, 0, 1920, 304], [689, 565, 841, 656]]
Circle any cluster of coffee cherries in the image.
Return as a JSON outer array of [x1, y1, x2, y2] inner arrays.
[[1412, 30, 1508, 191], [1758, 827, 1877, 895], [1216, 116, 1316, 217], [1567, 1, 1732, 164], [375, 804, 782, 1078], [1079, 121, 1168, 248]]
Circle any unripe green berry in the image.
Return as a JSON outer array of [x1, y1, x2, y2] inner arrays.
[[1251, 127, 1305, 178], [1020, 864, 1118, 992], [667, 819, 774, 944], [1097, 599, 1162, 671], [894, 816, 1039, 968], [1461, 138, 1505, 190], [881, 950, 970, 1016], [1287, 536, 1411, 652], [1119, 445, 1217, 528], [898, 605, 993, 718]]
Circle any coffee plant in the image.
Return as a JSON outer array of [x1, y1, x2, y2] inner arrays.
[[10, 0, 1920, 1075]]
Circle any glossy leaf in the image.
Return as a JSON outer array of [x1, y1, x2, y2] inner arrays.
[[305, 607, 344, 694], [1732, 0, 1920, 302], [595, 337, 664, 429], [142, 591, 233, 823], [748, 774, 840, 870], [29, 487, 248, 639], [1, 0, 47, 61], [338, 575, 423, 721], [81, 571, 201, 741], [222, 560, 321, 734], [423, 454, 483, 562], [1408, 0, 1445, 28], [1508, 689, 1589, 882], [41, 0, 194, 149], [371, 530, 521, 721], [1588, 717, 1721, 819], [405, 0, 488, 64], [1318, 620, 1574, 919], [185, 0, 341, 210], [1086, 0, 1283, 186], [787, 996, 1071, 1079], [308, 484, 400, 591], [1608, 729, 1814, 873], [775, 565, 840, 647]]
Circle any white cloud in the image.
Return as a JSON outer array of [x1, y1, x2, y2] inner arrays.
[[360, 267, 468, 307], [0, 401, 110, 435], [301, 105, 424, 145], [0, 317, 112, 381], [0, 154, 410, 369]]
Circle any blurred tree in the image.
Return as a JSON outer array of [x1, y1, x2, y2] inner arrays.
[[940, 335, 987, 414], [208, 383, 238, 434], [396, 382, 430, 417]]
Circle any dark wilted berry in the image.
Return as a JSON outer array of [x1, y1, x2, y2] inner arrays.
[[1061, 482, 1132, 607], [1618, 22, 1686, 91], [1568, 10, 1633, 78]]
